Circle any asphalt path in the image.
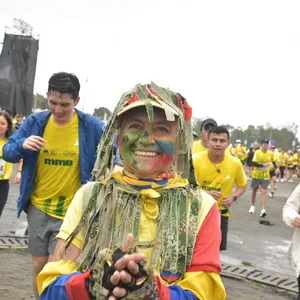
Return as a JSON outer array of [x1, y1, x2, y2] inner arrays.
[[222, 178, 299, 278]]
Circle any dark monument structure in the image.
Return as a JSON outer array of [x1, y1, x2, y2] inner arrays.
[[0, 19, 39, 116]]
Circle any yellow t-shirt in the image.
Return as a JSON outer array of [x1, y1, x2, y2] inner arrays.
[[31, 114, 80, 219], [293, 153, 299, 167], [277, 152, 288, 166], [193, 152, 247, 211], [0, 139, 12, 180], [252, 149, 274, 180], [192, 139, 207, 155], [233, 144, 247, 161]]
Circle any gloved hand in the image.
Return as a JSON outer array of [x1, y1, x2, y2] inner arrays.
[[102, 248, 148, 299]]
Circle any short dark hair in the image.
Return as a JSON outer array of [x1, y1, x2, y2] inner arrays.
[[48, 72, 80, 100], [208, 126, 230, 140], [0, 111, 13, 137]]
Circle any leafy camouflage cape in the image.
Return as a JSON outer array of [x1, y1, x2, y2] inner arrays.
[[61, 82, 201, 299]]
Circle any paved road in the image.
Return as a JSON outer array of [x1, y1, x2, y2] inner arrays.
[[0, 173, 27, 236], [222, 178, 299, 278]]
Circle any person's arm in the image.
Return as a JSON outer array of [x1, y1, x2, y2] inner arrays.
[[38, 240, 91, 300], [38, 183, 141, 300], [155, 201, 226, 300], [37, 184, 91, 299], [222, 185, 247, 208], [222, 161, 247, 208], [40, 236, 148, 300], [3, 116, 45, 162], [283, 184, 300, 228], [250, 152, 264, 168], [12, 159, 23, 184], [250, 161, 263, 167], [3, 118, 32, 162]]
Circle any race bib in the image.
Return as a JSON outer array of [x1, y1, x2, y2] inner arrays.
[[0, 159, 6, 176]]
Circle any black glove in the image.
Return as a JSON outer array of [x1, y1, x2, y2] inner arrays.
[[102, 248, 127, 290], [101, 248, 148, 298]]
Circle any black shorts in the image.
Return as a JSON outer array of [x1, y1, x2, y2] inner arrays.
[[269, 170, 276, 177]]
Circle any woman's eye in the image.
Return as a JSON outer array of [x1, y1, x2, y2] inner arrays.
[[129, 124, 141, 129], [156, 127, 169, 133]]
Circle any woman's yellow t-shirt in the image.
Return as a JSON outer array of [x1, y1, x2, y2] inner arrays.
[[0, 138, 12, 180]]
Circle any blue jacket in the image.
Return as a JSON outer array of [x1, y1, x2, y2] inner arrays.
[[3, 109, 105, 217]]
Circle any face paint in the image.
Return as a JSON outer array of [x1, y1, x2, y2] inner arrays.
[[118, 108, 178, 178]]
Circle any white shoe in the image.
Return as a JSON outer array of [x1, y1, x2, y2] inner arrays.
[[260, 209, 267, 217], [249, 206, 255, 213], [269, 192, 274, 198], [280, 179, 284, 183]]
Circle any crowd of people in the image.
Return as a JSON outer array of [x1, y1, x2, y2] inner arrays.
[[0, 72, 300, 299]]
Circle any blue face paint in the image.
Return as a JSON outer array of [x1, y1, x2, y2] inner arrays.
[[156, 140, 175, 155]]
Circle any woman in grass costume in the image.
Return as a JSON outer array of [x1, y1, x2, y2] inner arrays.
[[37, 82, 226, 300]]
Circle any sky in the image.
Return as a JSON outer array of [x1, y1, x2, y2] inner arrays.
[[1, 0, 300, 138]]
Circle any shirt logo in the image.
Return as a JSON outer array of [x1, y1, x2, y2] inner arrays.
[[44, 159, 73, 166], [225, 174, 231, 180], [74, 141, 79, 146]]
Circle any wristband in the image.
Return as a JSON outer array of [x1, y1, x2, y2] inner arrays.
[[17, 170, 22, 173]]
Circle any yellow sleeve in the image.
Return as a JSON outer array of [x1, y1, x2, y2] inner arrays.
[[192, 141, 201, 155], [176, 271, 226, 300], [192, 153, 202, 182], [235, 160, 248, 187], [57, 182, 96, 249], [37, 260, 77, 295]]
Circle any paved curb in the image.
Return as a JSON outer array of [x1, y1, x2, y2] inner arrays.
[[221, 262, 298, 293], [0, 235, 28, 248]]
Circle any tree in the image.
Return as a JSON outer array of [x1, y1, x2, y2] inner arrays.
[[34, 93, 48, 110], [93, 107, 111, 120]]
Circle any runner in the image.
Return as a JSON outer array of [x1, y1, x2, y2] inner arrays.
[[0, 111, 22, 218]]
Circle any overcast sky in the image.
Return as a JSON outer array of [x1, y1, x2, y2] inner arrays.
[[1, 0, 300, 137]]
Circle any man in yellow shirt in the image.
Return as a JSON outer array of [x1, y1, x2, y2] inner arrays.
[[232, 139, 248, 163], [193, 126, 247, 250], [249, 139, 277, 217], [3, 72, 106, 299], [277, 148, 288, 182], [192, 118, 217, 154]]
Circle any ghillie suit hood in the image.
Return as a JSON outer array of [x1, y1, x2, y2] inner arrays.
[[92, 81, 197, 185]]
